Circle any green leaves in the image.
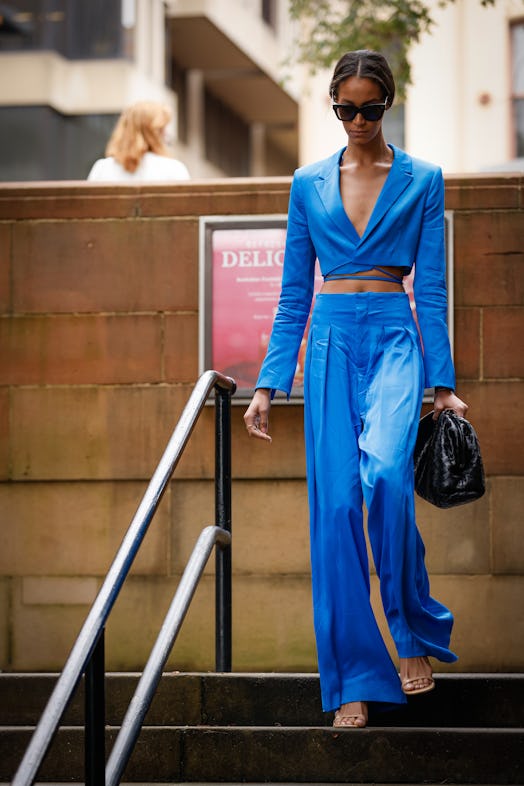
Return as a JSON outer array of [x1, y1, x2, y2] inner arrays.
[[288, 0, 497, 99]]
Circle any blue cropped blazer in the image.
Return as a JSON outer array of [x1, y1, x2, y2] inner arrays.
[[256, 144, 456, 397]]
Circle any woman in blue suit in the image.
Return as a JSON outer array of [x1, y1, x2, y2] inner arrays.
[[244, 50, 468, 728]]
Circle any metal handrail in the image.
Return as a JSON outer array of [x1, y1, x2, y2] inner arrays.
[[12, 370, 236, 786], [105, 524, 231, 786]]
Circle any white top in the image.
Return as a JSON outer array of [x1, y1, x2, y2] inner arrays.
[[87, 152, 190, 182]]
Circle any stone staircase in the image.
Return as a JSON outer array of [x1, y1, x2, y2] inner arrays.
[[1, 672, 522, 784]]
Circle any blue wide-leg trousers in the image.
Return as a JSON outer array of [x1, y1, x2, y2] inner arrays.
[[303, 292, 457, 713]]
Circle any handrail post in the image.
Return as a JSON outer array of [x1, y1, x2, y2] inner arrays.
[[85, 628, 106, 786], [215, 383, 233, 672]]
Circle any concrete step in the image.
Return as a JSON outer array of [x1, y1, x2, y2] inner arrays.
[[1, 725, 523, 784], [1, 672, 523, 728], [2, 673, 522, 784]]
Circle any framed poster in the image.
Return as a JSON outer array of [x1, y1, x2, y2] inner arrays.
[[199, 215, 322, 402], [199, 212, 453, 404]]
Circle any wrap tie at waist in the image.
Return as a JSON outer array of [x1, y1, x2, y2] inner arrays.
[[323, 265, 405, 285]]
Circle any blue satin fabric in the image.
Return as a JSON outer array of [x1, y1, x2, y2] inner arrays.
[[304, 292, 457, 713], [255, 145, 456, 397]]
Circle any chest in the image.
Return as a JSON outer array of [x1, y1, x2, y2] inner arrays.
[[339, 166, 391, 238]]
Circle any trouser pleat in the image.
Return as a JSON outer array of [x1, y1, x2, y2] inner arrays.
[[304, 293, 457, 713]]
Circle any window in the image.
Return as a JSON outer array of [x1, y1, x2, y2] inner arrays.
[[0, 0, 131, 60], [511, 21, 524, 157], [0, 106, 118, 180], [261, 0, 277, 31]]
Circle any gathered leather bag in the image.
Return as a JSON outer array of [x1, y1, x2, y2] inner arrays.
[[414, 409, 485, 508]]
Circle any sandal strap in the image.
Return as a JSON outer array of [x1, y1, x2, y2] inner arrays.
[[403, 676, 434, 689], [333, 707, 368, 727]]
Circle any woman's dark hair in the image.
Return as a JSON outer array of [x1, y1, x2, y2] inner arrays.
[[329, 50, 395, 108]]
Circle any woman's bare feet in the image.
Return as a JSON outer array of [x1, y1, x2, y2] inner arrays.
[[400, 655, 435, 695], [333, 701, 368, 728]]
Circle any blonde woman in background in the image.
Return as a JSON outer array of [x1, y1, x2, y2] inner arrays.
[[87, 101, 190, 182]]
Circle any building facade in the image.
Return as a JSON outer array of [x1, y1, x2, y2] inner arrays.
[[0, 0, 299, 179], [406, 0, 524, 172], [0, 0, 522, 180], [299, 0, 524, 172]]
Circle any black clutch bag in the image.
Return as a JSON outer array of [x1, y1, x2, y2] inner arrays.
[[414, 409, 485, 508]]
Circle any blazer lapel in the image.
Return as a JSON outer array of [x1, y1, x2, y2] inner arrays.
[[361, 145, 413, 242], [313, 148, 360, 243]]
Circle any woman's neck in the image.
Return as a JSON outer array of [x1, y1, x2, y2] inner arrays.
[[343, 135, 391, 167]]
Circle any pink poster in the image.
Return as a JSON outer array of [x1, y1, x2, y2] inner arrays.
[[210, 225, 322, 393]]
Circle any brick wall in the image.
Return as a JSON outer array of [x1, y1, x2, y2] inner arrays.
[[0, 175, 522, 673]]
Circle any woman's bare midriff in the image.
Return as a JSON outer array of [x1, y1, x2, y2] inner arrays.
[[320, 267, 405, 294]]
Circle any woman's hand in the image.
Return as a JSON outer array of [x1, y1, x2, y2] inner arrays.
[[244, 388, 272, 442], [433, 388, 468, 420]]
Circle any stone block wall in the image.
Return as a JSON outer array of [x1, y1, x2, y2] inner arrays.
[[0, 174, 522, 674]]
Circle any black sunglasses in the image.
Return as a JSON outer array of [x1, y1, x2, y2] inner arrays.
[[332, 99, 388, 122]]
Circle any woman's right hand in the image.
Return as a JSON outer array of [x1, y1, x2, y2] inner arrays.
[[243, 388, 272, 442]]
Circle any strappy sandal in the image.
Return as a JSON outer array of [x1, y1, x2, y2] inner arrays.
[[400, 655, 435, 696], [333, 701, 368, 728]]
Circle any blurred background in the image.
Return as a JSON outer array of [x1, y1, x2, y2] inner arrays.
[[0, 0, 522, 178]]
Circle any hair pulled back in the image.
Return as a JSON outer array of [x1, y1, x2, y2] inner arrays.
[[329, 50, 395, 108]]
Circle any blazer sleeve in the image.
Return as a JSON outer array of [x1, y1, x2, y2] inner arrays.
[[413, 167, 456, 390], [255, 172, 317, 397]]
